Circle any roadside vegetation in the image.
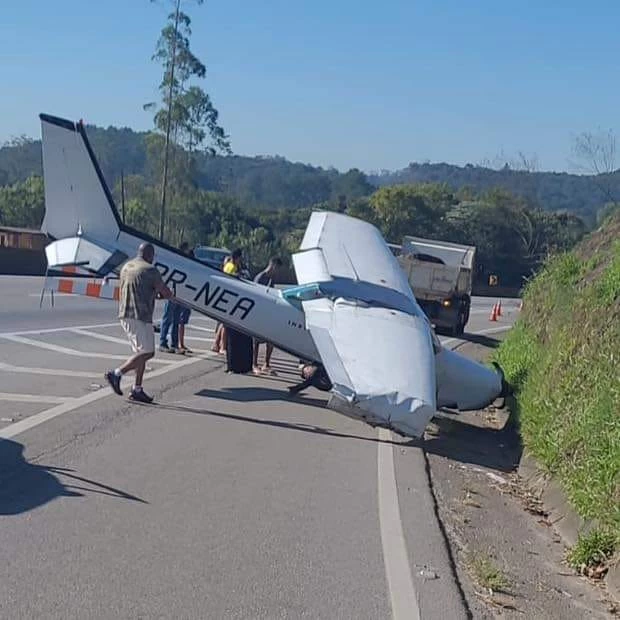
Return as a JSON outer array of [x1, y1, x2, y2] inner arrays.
[[494, 210, 620, 566], [467, 551, 511, 593]]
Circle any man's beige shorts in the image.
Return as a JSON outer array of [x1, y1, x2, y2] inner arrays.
[[120, 319, 155, 354]]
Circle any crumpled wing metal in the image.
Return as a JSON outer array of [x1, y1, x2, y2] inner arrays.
[[301, 297, 437, 438], [298, 211, 416, 303]]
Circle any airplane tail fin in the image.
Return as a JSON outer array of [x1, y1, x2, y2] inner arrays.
[[39, 114, 122, 244]]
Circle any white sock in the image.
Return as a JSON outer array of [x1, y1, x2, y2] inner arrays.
[[114, 368, 122, 377]]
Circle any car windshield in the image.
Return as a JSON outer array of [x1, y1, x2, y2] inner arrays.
[[195, 248, 229, 263]]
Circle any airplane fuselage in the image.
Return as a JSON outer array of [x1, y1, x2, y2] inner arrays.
[[115, 230, 321, 363]]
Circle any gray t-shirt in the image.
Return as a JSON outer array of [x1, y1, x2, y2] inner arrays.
[[118, 257, 163, 323]]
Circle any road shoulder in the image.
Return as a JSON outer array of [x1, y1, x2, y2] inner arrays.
[[423, 337, 616, 619]]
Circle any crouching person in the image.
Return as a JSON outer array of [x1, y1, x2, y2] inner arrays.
[[288, 363, 332, 395], [105, 243, 174, 402]]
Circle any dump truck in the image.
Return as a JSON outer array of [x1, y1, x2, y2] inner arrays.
[[392, 236, 476, 336]]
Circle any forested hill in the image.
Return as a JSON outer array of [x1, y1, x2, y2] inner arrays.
[[1, 124, 617, 221], [0, 125, 372, 211], [369, 163, 619, 223]]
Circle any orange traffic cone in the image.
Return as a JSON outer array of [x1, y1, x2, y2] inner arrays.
[[489, 303, 498, 322], [497, 299, 502, 316]]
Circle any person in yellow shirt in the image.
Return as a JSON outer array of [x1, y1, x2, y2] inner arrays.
[[223, 249, 242, 275], [213, 249, 243, 353]]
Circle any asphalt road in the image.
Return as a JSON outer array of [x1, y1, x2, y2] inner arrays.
[[0, 276, 520, 619]]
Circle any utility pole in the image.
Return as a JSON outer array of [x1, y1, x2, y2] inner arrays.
[[120, 170, 126, 223], [158, 0, 181, 241]]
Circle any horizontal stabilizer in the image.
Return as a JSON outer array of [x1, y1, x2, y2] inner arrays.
[[45, 237, 128, 276]]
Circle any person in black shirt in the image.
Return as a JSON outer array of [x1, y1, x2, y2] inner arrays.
[[252, 257, 283, 374]]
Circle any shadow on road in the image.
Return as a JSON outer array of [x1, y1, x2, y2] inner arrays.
[[0, 439, 147, 515], [457, 332, 502, 349], [152, 400, 407, 446], [197, 386, 328, 409], [418, 413, 523, 473]]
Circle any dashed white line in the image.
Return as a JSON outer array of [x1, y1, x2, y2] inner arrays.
[[187, 324, 215, 334], [0, 322, 120, 337], [0, 362, 101, 378], [0, 353, 215, 440], [0, 334, 173, 364], [378, 427, 421, 620], [0, 392, 75, 404], [185, 336, 214, 343], [68, 328, 130, 345], [0, 392, 73, 405]]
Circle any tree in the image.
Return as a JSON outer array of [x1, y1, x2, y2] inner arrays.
[[368, 184, 453, 242], [571, 128, 617, 203], [146, 0, 230, 241], [0, 175, 45, 228]]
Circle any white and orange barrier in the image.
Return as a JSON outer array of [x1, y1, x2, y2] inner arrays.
[[40, 265, 120, 306]]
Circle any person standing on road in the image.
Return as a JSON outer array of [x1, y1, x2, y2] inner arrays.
[[213, 248, 244, 354], [159, 241, 192, 353], [177, 242, 194, 355], [252, 256, 283, 375], [105, 243, 174, 403]]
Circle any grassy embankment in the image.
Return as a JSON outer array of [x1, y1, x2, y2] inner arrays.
[[494, 212, 619, 568]]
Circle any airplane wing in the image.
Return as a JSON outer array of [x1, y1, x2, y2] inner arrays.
[[292, 212, 437, 438]]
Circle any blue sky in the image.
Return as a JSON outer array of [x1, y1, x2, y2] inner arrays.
[[1, 0, 619, 172]]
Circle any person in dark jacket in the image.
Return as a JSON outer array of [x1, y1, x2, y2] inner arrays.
[[252, 257, 283, 375]]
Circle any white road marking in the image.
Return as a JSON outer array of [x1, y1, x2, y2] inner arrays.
[[185, 336, 214, 343], [189, 315, 217, 323], [440, 324, 513, 349], [0, 322, 119, 337], [377, 427, 420, 620], [377, 321, 515, 619], [0, 334, 173, 364], [0, 353, 215, 440], [0, 392, 75, 404], [187, 324, 215, 334], [0, 361, 101, 378], [68, 328, 129, 345]]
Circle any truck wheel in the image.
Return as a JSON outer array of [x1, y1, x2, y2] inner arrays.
[[452, 311, 466, 336]]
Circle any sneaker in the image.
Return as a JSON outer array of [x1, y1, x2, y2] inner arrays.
[[159, 343, 170, 352], [129, 388, 153, 403], [104, 370, 123, 396]]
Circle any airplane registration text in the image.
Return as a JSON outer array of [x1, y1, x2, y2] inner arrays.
[[156, 263, 255, 320]]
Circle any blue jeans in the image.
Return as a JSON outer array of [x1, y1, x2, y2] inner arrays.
[[160, 301, 180, 348]]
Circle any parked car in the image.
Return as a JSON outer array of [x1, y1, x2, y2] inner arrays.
[[194, 245, 231, 270]]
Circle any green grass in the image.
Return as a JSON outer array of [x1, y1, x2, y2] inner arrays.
[[468, 552, 511, 592], [493, 218, 620, 563], [567, 529, 618, 569]]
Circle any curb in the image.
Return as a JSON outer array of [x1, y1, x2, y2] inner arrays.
[[517, 451, 619, 603]]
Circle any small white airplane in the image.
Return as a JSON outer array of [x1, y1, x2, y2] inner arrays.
[[38, 113, 510, 439]]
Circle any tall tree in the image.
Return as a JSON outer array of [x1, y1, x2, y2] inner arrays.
[[146, 0, 231, 241], [571, 128, 617, 203]]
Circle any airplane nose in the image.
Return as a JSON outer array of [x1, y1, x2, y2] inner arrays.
[[492, 362, 514, 398]]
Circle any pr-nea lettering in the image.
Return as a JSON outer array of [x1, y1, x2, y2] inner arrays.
[[213, 288, 238, 312], [154, 262, 169, 278], [164, 269, 187, 289], [194, 282, 255, 320]]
